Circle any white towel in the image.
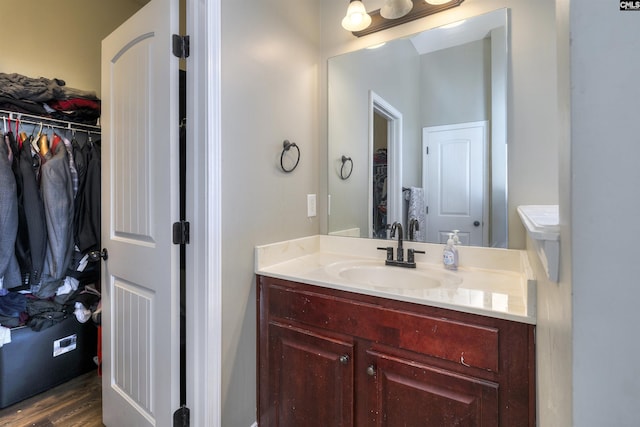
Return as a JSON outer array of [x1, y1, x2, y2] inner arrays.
[[408, 187, 427, 242], [0, 326, 11, 348]]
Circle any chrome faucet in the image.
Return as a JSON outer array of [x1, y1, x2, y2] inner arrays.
[[408, 218, 420, 241], [377, 221, 425, 268], [390, 221, 404, 261]]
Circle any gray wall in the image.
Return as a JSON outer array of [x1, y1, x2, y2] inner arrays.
[[220, 0, 321, 425], [328, 39, 420, 236], [570, 0, 640, 425], [419, 39, 491, 128]]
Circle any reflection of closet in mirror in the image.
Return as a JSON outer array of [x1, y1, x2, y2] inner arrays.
[[369, 92, 403, 239], [372, 111, 388, 238]]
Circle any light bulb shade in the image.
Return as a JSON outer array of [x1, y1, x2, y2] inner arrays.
[[425, 0, 451, 5], [380, 0, 414, 19], [342, 0, 372, 31]]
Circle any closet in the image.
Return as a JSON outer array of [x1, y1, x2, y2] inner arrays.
[[0, 88, 102, 408]]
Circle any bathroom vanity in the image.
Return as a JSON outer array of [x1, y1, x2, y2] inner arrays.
[[256, 236, 536, 426]]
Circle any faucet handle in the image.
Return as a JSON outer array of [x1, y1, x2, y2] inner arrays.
[[407, 248, 425, 264], [377, 246, 394, 261]]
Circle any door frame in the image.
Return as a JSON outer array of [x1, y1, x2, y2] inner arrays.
[[368, 91, 403, 237], [186, 0, 222, 425]]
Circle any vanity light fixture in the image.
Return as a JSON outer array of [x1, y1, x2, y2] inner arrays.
[[341, 0, 372, 32], [349, 0, 465, 37], [380, 0, 413, 19]]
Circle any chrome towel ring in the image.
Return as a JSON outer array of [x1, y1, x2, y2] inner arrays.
[[340, 155, 353, 180], [280, 140, 300, 173]]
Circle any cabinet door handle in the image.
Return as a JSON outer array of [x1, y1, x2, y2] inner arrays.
[[339, 355, 350, 365], [366, 365, 376, 376]]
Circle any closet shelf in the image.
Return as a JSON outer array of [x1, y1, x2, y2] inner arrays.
[[0, 109, 101, 133], [517, 205, 559, 282]]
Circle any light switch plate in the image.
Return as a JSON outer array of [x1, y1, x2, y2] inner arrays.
[[307, 194, 317, 217]]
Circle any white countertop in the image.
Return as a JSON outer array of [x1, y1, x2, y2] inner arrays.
[[255, 235, 536, 324]]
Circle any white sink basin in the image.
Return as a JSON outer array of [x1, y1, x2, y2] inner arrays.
[[324, 260, 461, 290]]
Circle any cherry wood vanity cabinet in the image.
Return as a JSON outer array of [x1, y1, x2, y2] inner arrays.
[[257, 275, 536, 427]]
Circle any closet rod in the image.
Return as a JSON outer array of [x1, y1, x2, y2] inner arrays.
[[0, 109, 101, 134]]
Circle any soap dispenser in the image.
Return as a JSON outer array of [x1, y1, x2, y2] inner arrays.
[[443, 233, 459, 271], [452, 229, 460, 245]]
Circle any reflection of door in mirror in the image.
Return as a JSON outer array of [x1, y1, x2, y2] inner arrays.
[[372, 111, 388, 238], [369, 92, 403, 239], [423, 121, 488, 246]]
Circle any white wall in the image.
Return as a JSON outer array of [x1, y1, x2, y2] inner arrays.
[[220, 0, 321, 425], [570, 1, 640, 425], [0, 0, 147, 97]]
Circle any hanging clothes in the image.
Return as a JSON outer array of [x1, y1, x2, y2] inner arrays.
[[6, 130, 31, 286], [0, 108, 101, 322], [74, 139, 100, 253], [0, 136, 21, 290], [17, 134, 47, 286], [37, 142, 74, 299]]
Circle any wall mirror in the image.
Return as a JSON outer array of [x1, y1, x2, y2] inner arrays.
[[328, 8, 509, 247]]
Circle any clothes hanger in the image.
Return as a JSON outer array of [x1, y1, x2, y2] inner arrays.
[[38, 125, 50, 158], [17, 118, 29, 150], [51, 131, 61, 153], [31, 122, 43, 154]]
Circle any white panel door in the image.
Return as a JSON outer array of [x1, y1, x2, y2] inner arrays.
[[101, 0, 179, 425], [422, 121, 488, 246]]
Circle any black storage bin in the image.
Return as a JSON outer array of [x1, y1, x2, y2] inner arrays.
[[0, 316, 97, 409]]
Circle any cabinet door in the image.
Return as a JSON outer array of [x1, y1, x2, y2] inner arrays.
[[267, 321, 354, 427], [365, 349, 499, 427]]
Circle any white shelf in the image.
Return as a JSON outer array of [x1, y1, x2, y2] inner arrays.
[[517, 205, 560, 282]]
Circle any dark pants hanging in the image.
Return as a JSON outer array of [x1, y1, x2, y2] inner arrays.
[[18, 136, 47, 285]]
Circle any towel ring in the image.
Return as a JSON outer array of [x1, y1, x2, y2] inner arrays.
[[340, 155, 353, 180], [280, 140, 300, 173]]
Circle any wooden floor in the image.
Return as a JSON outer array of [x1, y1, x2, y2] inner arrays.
[[0, 371, 103, 427]]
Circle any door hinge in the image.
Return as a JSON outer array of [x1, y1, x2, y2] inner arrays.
[[426, 206, 429, 215], [172, 34, 190, 59], [172, 221, 190, 245], [173, 405, 190, 427], [426, 146, 429, 155]]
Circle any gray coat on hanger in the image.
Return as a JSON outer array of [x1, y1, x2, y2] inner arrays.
[[0, 137, 21, 291]]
